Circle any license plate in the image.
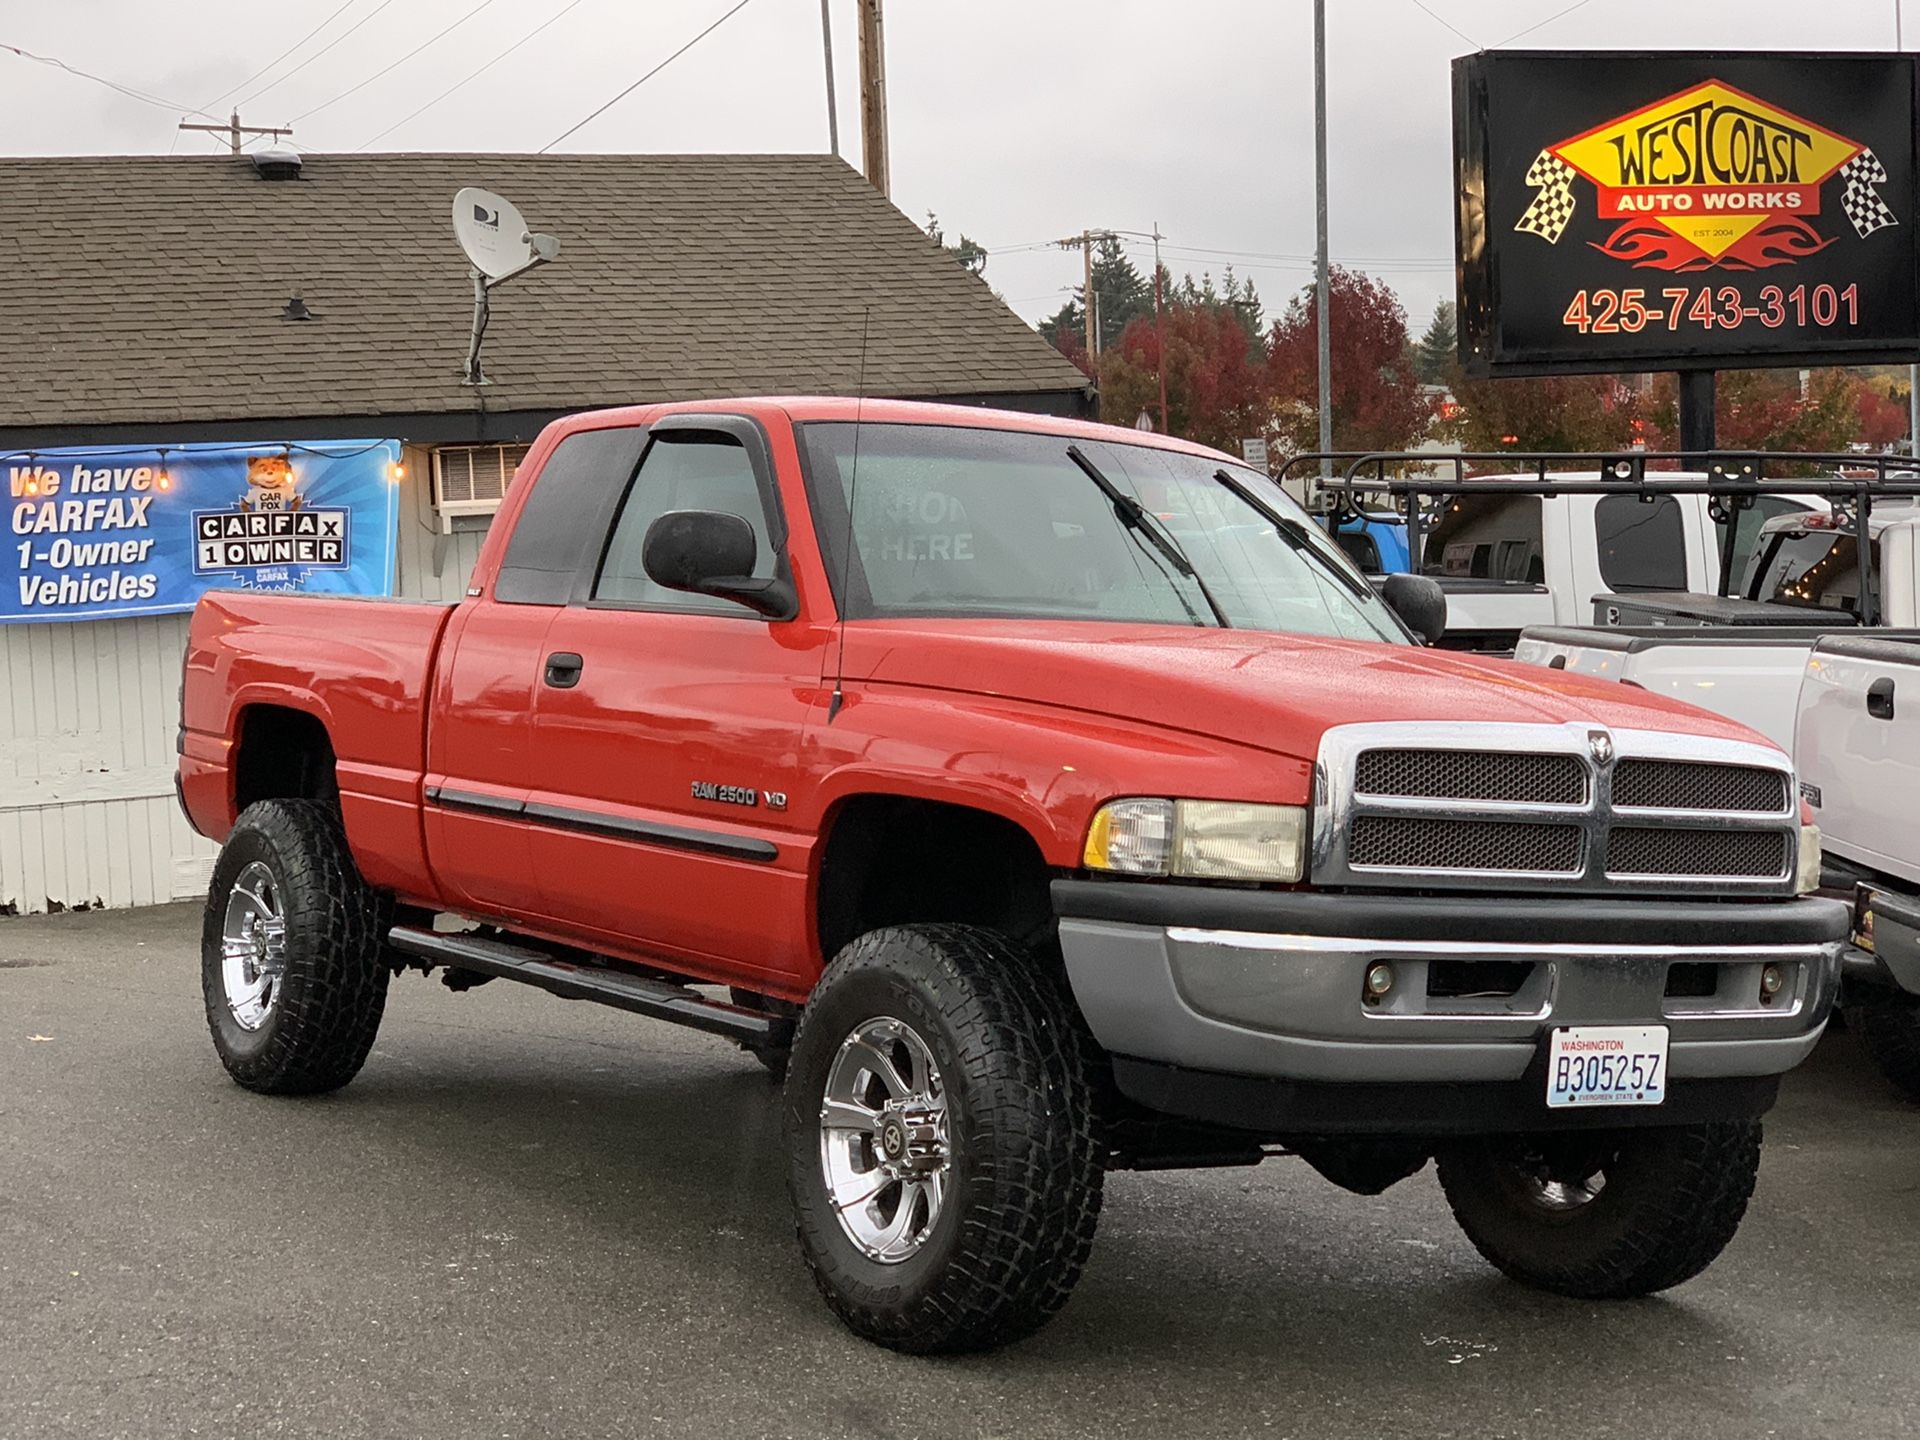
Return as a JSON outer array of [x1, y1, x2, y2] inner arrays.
[[1546, 1025, 1668, 1109]]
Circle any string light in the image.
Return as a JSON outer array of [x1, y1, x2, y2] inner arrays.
[[155, 447, 172, 492], [389, 460, 406, 483]]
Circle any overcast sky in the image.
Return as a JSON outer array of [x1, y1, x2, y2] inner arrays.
[[3, 1, 1911, 336]]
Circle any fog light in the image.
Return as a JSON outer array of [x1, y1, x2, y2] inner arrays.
[[1759, 963, 1785, 1003], [1364, 961, 1395, 1002]]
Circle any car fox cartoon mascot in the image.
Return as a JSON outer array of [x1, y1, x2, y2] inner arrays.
[[241, 454, 302, 513]]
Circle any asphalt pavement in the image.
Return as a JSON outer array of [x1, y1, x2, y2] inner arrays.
[[2, 902, 1916, 1440]]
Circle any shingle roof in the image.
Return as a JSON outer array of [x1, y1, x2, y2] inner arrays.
[[0, 152, 1087, 430]]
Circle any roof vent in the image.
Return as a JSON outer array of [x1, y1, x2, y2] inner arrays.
[[252, 146, 303, 182], [282, 294, 313, 321]]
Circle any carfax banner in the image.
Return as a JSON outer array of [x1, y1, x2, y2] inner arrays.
[[5, 439, 400, 624], [1454, 51, 1920, 375]]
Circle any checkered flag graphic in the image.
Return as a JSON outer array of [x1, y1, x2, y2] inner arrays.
[[1516, 150, 1577, 243], [1840, 149, 1899, 238]]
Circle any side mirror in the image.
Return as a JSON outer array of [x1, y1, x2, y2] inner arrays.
[[1381, 572, 1447, 645], [640, 510, 795, 619]]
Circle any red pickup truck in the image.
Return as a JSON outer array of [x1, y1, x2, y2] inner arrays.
[[179, 398, 1847, 1352]]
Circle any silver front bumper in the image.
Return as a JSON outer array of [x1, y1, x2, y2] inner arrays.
[[1061, 919, 1842, 1085]]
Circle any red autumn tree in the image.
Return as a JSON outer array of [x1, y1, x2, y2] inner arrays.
[[1451, 373, 1649, 454], [1097, 298, 1271, 452], [1265, 267, 1431, 455], [1641, 369, 1882, 456]]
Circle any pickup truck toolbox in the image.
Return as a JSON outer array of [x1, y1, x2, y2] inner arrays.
[[179, 399, 1846, 1352]]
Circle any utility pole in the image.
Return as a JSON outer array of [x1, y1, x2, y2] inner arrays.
[[1081, 230, 1095, 363], [1313, 0, 1333, 478], [177, 111, 292, 155], [819, 0, 840, 158], [1154, 223, 1168, 435], [857, 0, 889, 196]]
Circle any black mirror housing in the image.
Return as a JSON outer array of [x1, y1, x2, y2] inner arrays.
[[640, 510, 795, 619], [1380, 572, 1447, 645]]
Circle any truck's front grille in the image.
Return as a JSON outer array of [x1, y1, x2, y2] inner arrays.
[[1354, 748, 1586, 805], [1350, 816, 1582, 873], [1315, 722, 1798, 897], [1611, 758, 1790, 814], [1605, 827, 1791, 879]]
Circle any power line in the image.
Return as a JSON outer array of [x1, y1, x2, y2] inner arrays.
[[0, 41, 218, 119], [291, 0, 508, 124], [1407, 0, 1482, 49], [237, 0, 403, 110], [541, 0, 758, 152], [357, 0, 598, 150], [1496, 0, 1596, 47], [201, 0, 360, 109]]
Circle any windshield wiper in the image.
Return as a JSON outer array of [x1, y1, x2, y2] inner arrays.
[[1212, 468, 1373, 603], [1067, 445, 1230, 627]]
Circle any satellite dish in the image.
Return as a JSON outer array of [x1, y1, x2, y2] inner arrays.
[[453, 186, 537, 281], [452, 185, 560, 386]]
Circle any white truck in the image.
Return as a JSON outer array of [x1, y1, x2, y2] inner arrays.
[[1315, 456, 1841, 652], [1797, 634, 1920, 1098], [1514, 501, 1920, 751]]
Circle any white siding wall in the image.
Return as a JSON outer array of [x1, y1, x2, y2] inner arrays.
[[0, 441, 498, 914]]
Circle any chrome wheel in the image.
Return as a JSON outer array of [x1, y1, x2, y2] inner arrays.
[[220, 860, 288, 1031], [818, 1016, 951, 1264]]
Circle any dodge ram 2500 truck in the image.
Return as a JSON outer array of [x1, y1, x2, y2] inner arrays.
[[178, 399, 1848, 1354]]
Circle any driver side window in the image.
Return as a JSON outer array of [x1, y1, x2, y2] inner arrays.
[[594, 431, 777, 613]]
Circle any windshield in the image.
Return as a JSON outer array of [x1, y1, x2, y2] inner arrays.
[[1747, 526, 1878, 617], [799, 422, 1404, 643]]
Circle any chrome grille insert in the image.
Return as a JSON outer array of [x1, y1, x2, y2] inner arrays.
[[1354, 749, 1586, 805], [1350, 816, 1581, 873], [1611, 758, 1790, 814], [1314, 721, 1799, 897]]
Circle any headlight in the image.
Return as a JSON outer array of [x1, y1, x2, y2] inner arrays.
[[1795, 823, 1822, 895], [1084, 799, 1307, 882]]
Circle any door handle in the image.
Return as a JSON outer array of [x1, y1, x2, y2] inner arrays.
[[544, 652, 584, 689], [1868, 676, 1896, 721]]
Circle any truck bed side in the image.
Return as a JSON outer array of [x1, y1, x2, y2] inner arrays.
[[1796, 632, 1920, 889], [179, 591, 457, 899], [1515, 626, 1844, 751]]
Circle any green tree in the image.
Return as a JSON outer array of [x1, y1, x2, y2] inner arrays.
[[924, 212, 987, 277], [1413, 301, 1457, 385]]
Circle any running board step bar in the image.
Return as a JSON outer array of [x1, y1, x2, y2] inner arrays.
[[386, 926, 793, 1046]]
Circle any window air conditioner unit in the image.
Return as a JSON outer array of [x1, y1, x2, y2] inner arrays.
[[431, 443, 529, 527]]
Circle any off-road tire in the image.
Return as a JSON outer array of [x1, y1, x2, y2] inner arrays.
[[1849, 1003, 1920, 1101], [201, 799, 390, 1095], [784, 924, 1104, 1353], [1435, 1121, 1761, 1298], [730, 987, 794, 1080]]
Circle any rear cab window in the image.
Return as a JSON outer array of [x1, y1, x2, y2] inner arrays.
[[1594, 494, 1686, 592], [495, 426, 649, 604]]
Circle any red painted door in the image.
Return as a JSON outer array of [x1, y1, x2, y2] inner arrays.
[[524, 421, 829, 989]]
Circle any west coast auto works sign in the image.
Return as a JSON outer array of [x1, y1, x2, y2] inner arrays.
[[1454, 52, 1920, 376]]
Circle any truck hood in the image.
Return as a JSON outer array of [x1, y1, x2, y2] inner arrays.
[[846, 621, 1773, 759]]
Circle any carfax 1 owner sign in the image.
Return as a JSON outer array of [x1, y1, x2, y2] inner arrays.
[[1454, 51, 1920, 375], [5, 440, 399, 623]]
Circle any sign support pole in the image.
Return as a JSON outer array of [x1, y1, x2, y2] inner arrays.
[[1678, 370, 1716, 457]]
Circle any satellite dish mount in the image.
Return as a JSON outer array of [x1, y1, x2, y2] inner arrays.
[[452, 186, 561, 386]]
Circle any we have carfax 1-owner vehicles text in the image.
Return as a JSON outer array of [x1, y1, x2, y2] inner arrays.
[[177, 399, 1847, 1352]]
